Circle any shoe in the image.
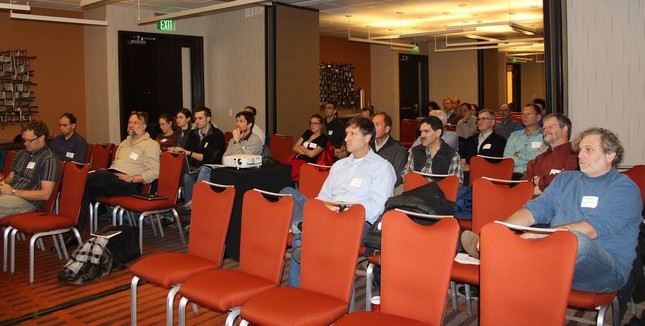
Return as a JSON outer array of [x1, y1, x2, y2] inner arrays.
[[458, 285, 479, 297], [64, 235, 79, 247], [460, 230, 480, 259]]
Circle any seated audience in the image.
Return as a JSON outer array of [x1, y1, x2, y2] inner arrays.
[[503, 103, 545, 179], [49, 113, 88, 162], [223, 111, 263, 157], [371, 112, 407, 188], [459, 109, 507, 176], [403, 116, 463, 184], [286, 114, 329, 179], [456, 102, 477, 140], [523, 113, 578, 196], [282, 117, 396, 287], [169, 106, 225, 206], [494, 103, 519, 139], [0, 121, 61, 219], [461, 127, 641, 293], [155, 113, 178, 151], [360, 106, 375, 118], [243, 106, 266, 145], [174, 108, 193, 148], [323, 102, 347, 159], [410, 110, 459, 151]]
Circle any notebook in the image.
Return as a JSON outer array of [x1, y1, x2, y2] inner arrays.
[[132, 194, 167, 201]]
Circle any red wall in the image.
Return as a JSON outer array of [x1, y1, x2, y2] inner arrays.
[[319, 35, 371, 107]]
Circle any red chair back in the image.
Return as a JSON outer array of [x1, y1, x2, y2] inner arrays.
[[469, 155, 514, 185], [109, 144, 119, 166], [472, 178, 533, 234], [623, 165, 645, 204], [298, 163, 331, 199], [188, 182, 235, 263], [89, 143, 113, 170], [403, 173, 459, 202], [58, 162, 90, 224], [84, 143, 93, 163], [157, 152, 185, 206], [40, 161, 65, 214], [399, 119, 418, 148], [269, 134, 293, 164], [224, 131, 233, 149], [480, 223, 577, 325], [2, 150, 17, 178], [301, 200, 365, 303], [239, 190, 294, 283], [381, 211, 459, 325]]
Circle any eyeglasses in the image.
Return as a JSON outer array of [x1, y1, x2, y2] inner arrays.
[[476, 117, 495, 122], [23, 136, 41, 144], [309, 122, 322, 125]]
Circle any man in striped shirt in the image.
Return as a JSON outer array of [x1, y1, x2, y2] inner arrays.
[[0, 121, 60, 219]]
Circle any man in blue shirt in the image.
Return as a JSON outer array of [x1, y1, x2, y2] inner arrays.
[[283, 116, 396, 287], [462, 127, 642, 293], [49, 113, 89, 163]]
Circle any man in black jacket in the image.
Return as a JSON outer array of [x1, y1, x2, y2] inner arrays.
[[169, 106, 225, 204], [459, 109, 507, 181], [371, 112, 407, 188]]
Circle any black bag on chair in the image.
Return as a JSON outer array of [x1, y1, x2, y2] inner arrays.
[[363, 182, 455, 256]]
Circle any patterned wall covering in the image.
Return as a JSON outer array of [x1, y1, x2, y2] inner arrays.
[[567, 0, 645, 165]]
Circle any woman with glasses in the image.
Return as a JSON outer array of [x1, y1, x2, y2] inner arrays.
[[286, 114, 329, 179], [155, 113, 177, 151]]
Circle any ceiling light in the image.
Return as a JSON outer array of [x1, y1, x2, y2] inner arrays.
[[137, 0, 265, 25], [399, 27, 474, 38], [10, 12, 108, 26], [0, 3, 30, 11], [509, 22, 536, 36], [348, 37, 415, 49]]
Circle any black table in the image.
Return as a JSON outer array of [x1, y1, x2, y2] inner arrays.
[[209, 162, 292, 261]]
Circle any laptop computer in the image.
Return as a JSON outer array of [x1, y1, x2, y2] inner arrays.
[[184, 152, 200, 174]]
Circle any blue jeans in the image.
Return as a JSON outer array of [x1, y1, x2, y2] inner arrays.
[[182, 166, 211, 203], [281, 187, 369, 288], [571, 230, 625, 293]]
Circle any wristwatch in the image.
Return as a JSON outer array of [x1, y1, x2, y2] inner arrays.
[[10, 189, 16, 196], [130, 176, 134, 183]]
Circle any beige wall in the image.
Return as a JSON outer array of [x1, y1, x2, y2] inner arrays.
[[84, 4, 265, 143], [427, 46, 478, 105], [566, 0, 645, 165], [520, 62, 545, 108], [369, 45, 400, 137]]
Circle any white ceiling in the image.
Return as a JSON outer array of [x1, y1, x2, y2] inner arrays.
[[5, 0, 544, 53]]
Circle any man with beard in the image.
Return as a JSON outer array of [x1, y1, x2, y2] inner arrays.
[[72, 111, 160, 243]]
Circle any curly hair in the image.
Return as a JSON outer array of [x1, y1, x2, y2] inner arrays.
[[22, 120, 50, 138], [572, 127, 624, 166]]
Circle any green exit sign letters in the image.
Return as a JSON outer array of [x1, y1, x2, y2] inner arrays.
[[157, 19, 175, 31]]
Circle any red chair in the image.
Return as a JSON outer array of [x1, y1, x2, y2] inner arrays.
[[89, 143, 113, 170], [84, 143, 93, 164], [399, 119, 418, 148], [114, 151, 185, 254], [403, 172, 460, 202], [0, 150, 16, 179], [239, 200, 365, 326], [177, 189, 294, 326], [4, 162, 89, 283], [89, 182, 153, 234], [109, 144, 119, 166], [2, 162, 65, 272], [469, 155, 514, 185], [298, 163, 331, 199], [479, 223, 577, 326], [269, 134, 293, 164], [567, 290, 619, 326], [224, 131, 233, 150], [338, 212, 459, 326], [129, 181, 235, 325], [450, 178, 533, 315], [623, 165, 645, 204]]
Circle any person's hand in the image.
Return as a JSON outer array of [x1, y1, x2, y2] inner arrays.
[[520, 232, 548, 240], [114, 173, 131, 183], [232, 128, 241, 142], [0, 183, 14, 195], [460, 158, 470, 172]]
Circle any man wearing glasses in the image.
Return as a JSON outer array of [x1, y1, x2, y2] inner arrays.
[[459, 109, 507, 179], [0, 121, 61, 219], [73, 111, 160, 242]]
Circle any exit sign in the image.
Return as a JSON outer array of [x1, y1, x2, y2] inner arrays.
[[157, 19, 175, 31]]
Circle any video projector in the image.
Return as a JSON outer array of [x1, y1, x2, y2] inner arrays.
[[223, 154, 263, 169]]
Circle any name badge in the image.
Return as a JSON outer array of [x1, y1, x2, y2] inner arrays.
[[482, 144, 492, 150], [66, 152, 75, 158], [204, 142, 208, 148], [549, 169, 561, 175], [309, 143, 318, 149], [129, 152, 139, 160], [350, 177, 363, 188], [27, 162, 36, 169], [160, 138, 167, 143], [328, 130, 333, 135], [581, 196, 598, 208], [531, 141, 542, 149]]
